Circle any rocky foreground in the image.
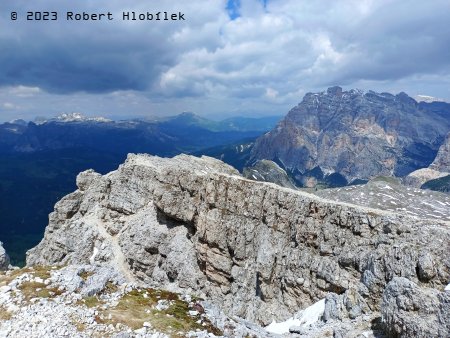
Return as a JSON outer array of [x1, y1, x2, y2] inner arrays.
[[1, 154, 449, 337]]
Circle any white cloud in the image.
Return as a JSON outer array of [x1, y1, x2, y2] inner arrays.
[[2, 102, 17, 110], [0, 0, 450, 121], [265, 87, 279, 99]]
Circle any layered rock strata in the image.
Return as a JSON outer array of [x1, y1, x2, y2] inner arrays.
[[27, 154, 450, 329], [250, 87, 450, 184]]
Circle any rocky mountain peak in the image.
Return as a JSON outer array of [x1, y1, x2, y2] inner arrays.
[[326, 86, 343, 96], [430, 132, 450, 172], [251, 87, 450, 186], [23, 154, 449, 337]]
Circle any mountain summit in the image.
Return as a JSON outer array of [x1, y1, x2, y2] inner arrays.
[[250, 87, 450, 186]]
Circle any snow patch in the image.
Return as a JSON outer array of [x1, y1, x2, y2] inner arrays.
[[89, 247, 99, 264], [265, 299, 325, 334]]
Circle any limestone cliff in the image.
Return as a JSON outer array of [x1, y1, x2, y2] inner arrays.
[[405, 132, 450, 189], [250, 87, 450, 185], [26, 154, 450, 332], [430, 132, 450, 172]]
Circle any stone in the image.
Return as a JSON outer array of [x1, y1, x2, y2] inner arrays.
[[243, 160, 297, 189], [417, 252, 436, 282], [381, 277, 450, 338], [0, 241, 10, 271]]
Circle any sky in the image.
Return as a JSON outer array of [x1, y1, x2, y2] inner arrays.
[[0, 0, 450, 122]]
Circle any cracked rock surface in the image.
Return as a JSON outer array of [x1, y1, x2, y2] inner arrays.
[[25, 154, 450, 335]]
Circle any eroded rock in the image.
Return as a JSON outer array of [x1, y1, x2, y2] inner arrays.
[[381, 277, 450, 338], [26, 154, 450, 328]]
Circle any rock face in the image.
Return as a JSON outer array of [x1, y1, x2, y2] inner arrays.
[[27, 154, 450, 327], [0, 242, 10, 271], [430, 132, 450, 172], [404, 132, 450, 190], [381, 277, 450, 338], [404, 168, 449, 188], [250, 87, 450, 185], [243, 160, 296, 189]]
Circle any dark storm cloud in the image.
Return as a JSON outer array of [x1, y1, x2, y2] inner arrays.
[[1, 0, 450, 121], [0, 0, 217, 93], [0, 38, 159, 93]]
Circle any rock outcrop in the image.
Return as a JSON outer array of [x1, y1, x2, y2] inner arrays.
[[243, 160, 296, 189], [0, 242, 10, 271], [404, 132, 450, 190], [26, 154, 450, 331], [381, 277, 450, 338], [404, 168, 449, 188], [250, 87, 450, 185], [430, 132, 450, 172]]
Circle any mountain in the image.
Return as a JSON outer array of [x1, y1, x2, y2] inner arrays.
[[194, 137, 257, 171], [421, 174, 450, 193], [429, 131, 450, 172], [0, 113, 279, 265], [242, 159, 297, 189], [155, 112, 281, 132], [250, 87, 450, 187], [0, 112, 278, 156], [404, 131, 450, 191], [16, 154, 450, 337]]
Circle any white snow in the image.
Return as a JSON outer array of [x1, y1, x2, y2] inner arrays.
[[445, 283, 450, 291], [265, 299, 325, 334], [89, 247, 99, 264]]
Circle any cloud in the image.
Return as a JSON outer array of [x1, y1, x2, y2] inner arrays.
[[0, 0, 449, 120], [2, 102, 17, 110]]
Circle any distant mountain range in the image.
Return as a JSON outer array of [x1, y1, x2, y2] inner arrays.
[[0, 112, 281, 264], [0, 112, 281, 155]]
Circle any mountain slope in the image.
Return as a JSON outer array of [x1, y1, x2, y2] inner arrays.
[[250, 87, 450, 185]]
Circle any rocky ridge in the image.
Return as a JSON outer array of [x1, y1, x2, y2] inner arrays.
[[405, 131, 450, 189], [23, 154, 450, 337], [313, 177, 450, 221], [243, 160, 296, 189], [250, 87, 450, 186], [430, 131, 450, 172]]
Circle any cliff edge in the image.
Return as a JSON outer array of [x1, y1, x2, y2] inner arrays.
[[25, 154, 449, 336]]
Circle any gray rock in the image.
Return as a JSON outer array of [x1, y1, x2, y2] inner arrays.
[[430, 132, 450, 172], [323, 288, 369, 322], [381, 277, 450, 338], [250, 87, 450, 185], [314, 178, 450, 222], [0, 241, 10, 271], [26, 154, 450, 328], [243, 160, 297, 189]]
